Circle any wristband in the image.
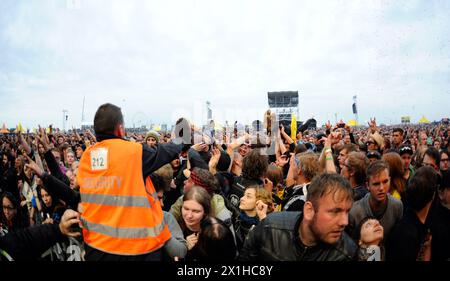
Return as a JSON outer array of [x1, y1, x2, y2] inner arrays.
[[324, 148, 332, 154], [326, 156, 333, 161]]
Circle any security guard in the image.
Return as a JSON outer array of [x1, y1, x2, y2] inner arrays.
[[77, 103, 183, 260]]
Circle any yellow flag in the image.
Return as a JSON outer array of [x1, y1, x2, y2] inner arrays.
[[291, 113, 297, 141], [152, 124, 161, 131], [17, 123, 25, 133]]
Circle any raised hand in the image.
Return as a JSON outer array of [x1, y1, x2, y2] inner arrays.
[[24, 154, 44, 178], [209, 148, 220, 168], [36, 127, 51, 153], [191, 143, 207, 152], [255, 200, 269, 221], [323, 132, 341, 147], [368, 118, 377, 133]]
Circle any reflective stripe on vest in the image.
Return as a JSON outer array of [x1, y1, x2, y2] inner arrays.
[[148, 192, 159, 206], [78, 139, 171, 255], [80, 217, 165, 239], [81, 193, 151, 208]]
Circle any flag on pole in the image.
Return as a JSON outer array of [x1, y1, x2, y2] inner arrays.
[[16, 123, 25, 133], [291, 113, 297, 141]]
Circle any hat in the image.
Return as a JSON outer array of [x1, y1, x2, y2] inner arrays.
[[145, 131, 160, 143], [315, 133, 326, 140], [370, 132, 384, 148], [367, 150, 381, 159], [189, 169, 215, 195], [216, 151, 231, 172], [399, 145, 413, 156]]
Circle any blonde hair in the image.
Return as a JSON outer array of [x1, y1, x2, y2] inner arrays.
[[248, 185, 275, 214], [297, 151, 321, 182]]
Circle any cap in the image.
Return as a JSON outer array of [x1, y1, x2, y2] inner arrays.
[[399, 145, 413, 156], [367, 150, 381, 159]]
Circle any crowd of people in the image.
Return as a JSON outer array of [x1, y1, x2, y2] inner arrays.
[[1, 104, 449, 261]]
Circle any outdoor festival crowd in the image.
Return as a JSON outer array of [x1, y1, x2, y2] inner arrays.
[[0, 105, 449, 261]]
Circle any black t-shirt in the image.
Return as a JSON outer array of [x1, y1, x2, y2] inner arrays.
[[386, 208, 429, 261]]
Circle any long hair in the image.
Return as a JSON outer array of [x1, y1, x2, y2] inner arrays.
[[36, 185, 66, 222], [382, 153, 406, 196], [0, 191, 29, 231], [179, 186, 212, 232], [194, 217, 237, 261]]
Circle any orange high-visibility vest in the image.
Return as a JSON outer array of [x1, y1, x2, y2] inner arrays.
[[77, 139, 171, 255]]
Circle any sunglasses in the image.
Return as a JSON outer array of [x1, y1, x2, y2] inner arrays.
[[399, 147, 413, 153]]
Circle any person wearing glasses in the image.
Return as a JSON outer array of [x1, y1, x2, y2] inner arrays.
[[439, 149, 449, 173], [366, 133, 384, 154], [0, 192, 29, 235], [422, 147, 440, 172]]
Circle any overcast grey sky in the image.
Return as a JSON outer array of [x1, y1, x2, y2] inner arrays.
[[1, 0, 449, 130]]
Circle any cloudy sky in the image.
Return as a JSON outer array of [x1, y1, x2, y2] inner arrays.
[[1, 0, 449, 130]]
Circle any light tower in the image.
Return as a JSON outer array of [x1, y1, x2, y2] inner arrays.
[[352, 95, 358, 126], [206, 101, 212, 124], [62, 109, 68, 132]]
